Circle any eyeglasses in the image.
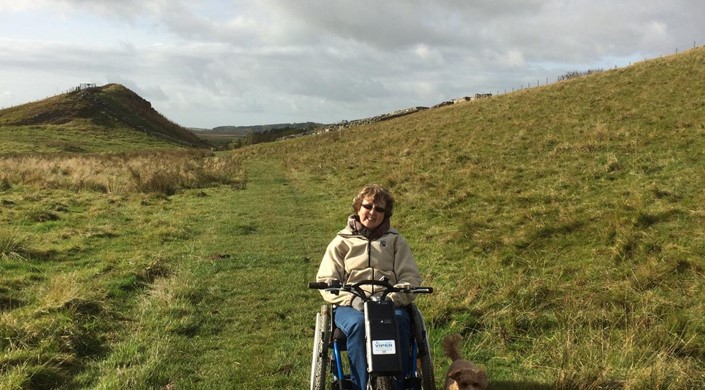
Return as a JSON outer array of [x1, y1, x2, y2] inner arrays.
[[361, 203, 386, 213]]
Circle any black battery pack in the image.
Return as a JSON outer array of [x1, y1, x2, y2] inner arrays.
[[364, 300, 402, 375]]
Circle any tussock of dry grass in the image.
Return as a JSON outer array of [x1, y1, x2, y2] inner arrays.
[[0, 227, 28, 261], [0, 150, 245, 195], [40, 273, 91, 311]]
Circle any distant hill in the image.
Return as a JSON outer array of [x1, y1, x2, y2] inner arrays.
[[192, 122, 321, 149], [206, 122, 320, 135], [0, 84, 208, 153]]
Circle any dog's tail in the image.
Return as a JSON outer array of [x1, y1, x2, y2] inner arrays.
[[442, 333, 464, 361]]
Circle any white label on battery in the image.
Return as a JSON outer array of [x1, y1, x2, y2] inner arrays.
[[372, 340, 396, 355]]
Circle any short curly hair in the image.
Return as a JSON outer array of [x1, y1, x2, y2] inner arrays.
[[351, 184, 395, 218]]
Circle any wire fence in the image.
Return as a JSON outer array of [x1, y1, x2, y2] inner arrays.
[[489, 40, 703, 97]]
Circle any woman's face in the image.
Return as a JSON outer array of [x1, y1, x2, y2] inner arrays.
[[357, 196, 387, 230]]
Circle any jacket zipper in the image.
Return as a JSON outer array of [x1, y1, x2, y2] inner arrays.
[[367, 239, 375, 296]]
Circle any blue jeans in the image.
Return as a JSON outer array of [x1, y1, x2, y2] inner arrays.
[[335, 305, 411, 390]]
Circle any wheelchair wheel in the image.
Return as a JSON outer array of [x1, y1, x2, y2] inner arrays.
[[410, 304, 436, 390], [310, 305, 331, 390], [373, 376, 396, 390]]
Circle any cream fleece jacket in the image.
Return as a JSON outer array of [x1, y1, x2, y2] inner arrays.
[[316, 225, 422, 307]]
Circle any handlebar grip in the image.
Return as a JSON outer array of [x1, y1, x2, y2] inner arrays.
[[308, 282, 329, 289], [412, 287, 434, 293]]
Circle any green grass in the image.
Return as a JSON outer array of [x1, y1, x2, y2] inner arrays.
[[87, 161, 332, 389], [0, 152, 248, 388], [0, 124, 184, 154], [237, 47, 705, 388], [2, 47, 705, 389]]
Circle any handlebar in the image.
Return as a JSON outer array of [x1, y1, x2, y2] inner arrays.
[[308, 278, 433, 301], [307, 282, 332, 290]]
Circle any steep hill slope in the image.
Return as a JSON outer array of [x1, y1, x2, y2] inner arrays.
[[0, 84, 208, 152], [238, 46, 705, 386]]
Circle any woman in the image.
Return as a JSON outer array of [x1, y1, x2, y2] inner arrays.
[[316, 184, 422, 390]]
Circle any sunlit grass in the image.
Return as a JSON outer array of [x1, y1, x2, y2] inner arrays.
[[0, 149, 247, 388], [234, 47, 705, 388], [1, 47, 704, 389]]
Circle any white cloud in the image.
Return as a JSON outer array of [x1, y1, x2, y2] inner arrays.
[[639, 21, 671, 48], [414, 44, 445, 66], [497, 49, 526, 68], [1, 0, 705, 127]]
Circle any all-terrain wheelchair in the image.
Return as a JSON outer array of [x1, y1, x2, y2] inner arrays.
[[308, 278, 436, 390]]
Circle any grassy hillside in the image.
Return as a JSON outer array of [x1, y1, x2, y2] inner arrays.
[[1, 47, 704, 389], [243, 46, 705, 387], [0, 84, 208, 153]]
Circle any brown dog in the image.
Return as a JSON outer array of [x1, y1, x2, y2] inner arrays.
[[442, 334, 488, 390]]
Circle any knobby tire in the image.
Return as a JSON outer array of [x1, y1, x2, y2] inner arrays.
[[411, 304, 436, 390], [310, 305, 331, 390]]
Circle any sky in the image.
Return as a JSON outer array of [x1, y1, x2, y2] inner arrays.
[[1, 1, 704, 129]]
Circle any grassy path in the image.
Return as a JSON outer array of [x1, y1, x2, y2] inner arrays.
[[92, 159, 335, 389]]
